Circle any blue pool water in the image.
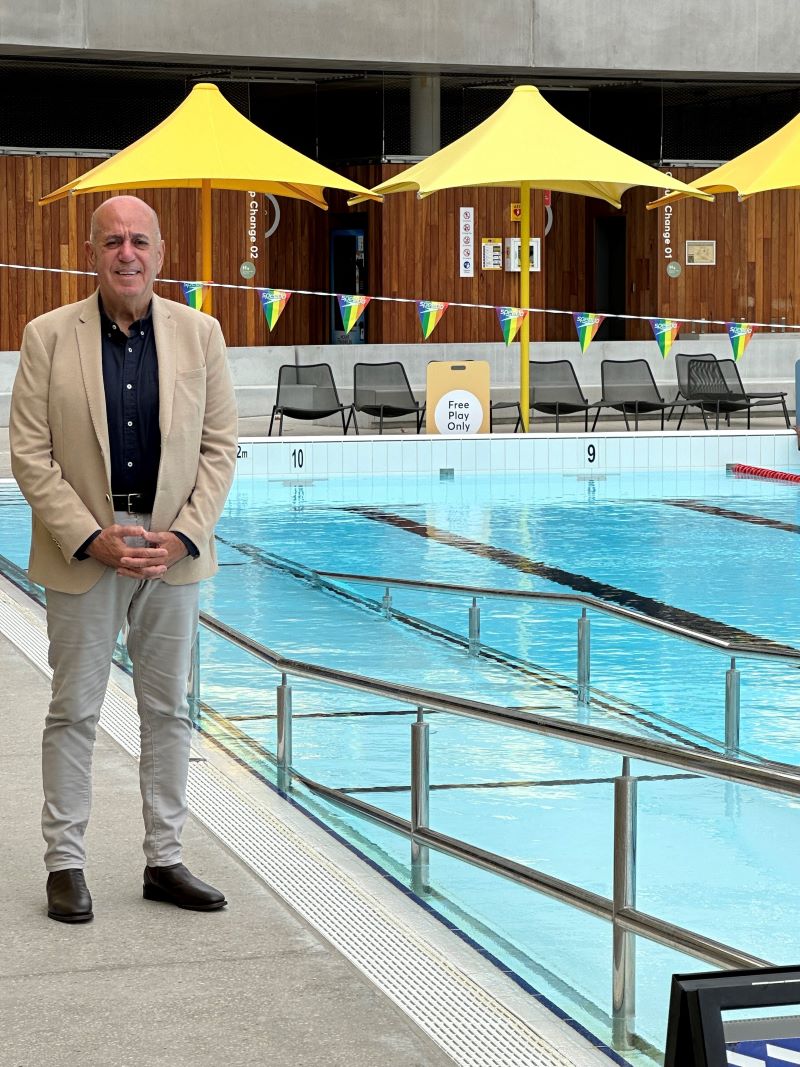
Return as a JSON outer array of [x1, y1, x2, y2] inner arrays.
[[3, 465, 800, 1064]]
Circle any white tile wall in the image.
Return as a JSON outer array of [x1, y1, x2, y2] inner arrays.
[[236, 430, 796, 481]]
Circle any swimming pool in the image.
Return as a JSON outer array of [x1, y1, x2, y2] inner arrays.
[[2, 460, 800, 1064]]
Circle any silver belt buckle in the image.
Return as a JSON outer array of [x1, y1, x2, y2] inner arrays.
[[126, 493, 141, 513]]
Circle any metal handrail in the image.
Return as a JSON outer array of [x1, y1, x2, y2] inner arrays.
[[198, 610, 800, 796], [195, 607, 787, 1054], [317, 571, 800, 664]]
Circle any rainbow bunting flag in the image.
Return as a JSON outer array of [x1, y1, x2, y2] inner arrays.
[[417, 300, 449, 340], [649, 317, 682, 358], [572, 312, 605, 354], [259, 288, 291, 331], [496, 306, 528, 346], [336, 294, 371, 334], [726, 321, 755, 360], [181, 281, 208, 310]]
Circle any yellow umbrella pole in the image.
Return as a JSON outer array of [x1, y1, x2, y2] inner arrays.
[[201, 179, 213, 314], [519, 180, 531, 431]]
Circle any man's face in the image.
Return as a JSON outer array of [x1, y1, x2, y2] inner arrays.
[[86, 198, 165, 311]]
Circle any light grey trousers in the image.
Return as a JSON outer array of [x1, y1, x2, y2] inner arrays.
[[42, 514, 199, 871]]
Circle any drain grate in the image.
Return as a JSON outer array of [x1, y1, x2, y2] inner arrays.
[[0, 585, 616, 1067]]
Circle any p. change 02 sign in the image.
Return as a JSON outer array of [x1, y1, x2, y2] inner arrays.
[[427, 361, 490, 435]]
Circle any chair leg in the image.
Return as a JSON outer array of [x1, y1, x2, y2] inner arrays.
[[268, 406, 277, 437], [344, 408, 354, 434], [676, 405, 685, 430], [584, 408, 588, 433], [351, 408, 359, 435], [591, 406, 601, 432], [417, 406, 425, 434], [634, 403, 640, 432], [379, 408, 384, 435], [782, 398, 790, 428], [278, 410, 285, 437], [660, 409, 665, 431], [746, 406, 751, 430], [555, 406, 560, 433]]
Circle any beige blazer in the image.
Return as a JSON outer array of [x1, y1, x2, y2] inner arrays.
[[10, 291, 238, 593]]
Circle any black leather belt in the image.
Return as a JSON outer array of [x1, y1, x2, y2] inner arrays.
[[111, 492, 155, 513]]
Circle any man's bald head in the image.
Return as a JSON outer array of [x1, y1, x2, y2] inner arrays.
[[86, 195, 165, 328], [90, 196, 161, 245]]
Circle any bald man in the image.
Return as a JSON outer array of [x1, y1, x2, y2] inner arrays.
[[10, 196, 238, 922]]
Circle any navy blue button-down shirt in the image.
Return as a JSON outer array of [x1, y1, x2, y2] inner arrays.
[[100, 298, 160, 498]]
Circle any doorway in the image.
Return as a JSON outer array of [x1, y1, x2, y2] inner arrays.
[[594, 216, 626, 341], [330, 220, 368, 344]]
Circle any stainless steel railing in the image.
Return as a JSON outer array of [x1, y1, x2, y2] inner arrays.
[[316, 570, 800, 758], [194, 608, 800, 1053]]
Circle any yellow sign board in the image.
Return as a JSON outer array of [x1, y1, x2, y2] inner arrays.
[[426, 360, 491, 435]]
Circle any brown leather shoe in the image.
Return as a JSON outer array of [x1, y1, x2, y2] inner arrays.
[[46, 869, 93, 923], [143, 863, 227, 911]]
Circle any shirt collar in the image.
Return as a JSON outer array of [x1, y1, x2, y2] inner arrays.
[[98, 294, 153, 341]]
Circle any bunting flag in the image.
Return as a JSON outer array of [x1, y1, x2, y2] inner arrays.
[[417, 300, 449, 340], [649, 317, 682, 358], [572, 312, 605, 354], [496, 306, 528, 346], [259, 288, 292, 331], [337, 293, 371, 334], [181, 281, 208, 310], [726, 321, 755, 360]]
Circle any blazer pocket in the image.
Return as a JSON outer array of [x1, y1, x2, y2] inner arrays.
[[176, 367, 207, 380]]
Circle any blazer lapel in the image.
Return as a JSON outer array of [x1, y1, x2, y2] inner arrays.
[[76, 294, 112, 488], [153, 295, 177, 443]]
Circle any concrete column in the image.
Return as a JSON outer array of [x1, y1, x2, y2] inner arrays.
[[410, 75, 441, 156]]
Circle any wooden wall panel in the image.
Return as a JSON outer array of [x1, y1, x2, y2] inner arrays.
[[5, 156, 800, 351]]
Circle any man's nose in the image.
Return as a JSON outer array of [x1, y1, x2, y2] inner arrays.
[[117, 239, 137, 258]]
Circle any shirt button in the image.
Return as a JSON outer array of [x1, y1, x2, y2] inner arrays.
[[126, 383, 133, 390], [127, 461, 133, 468], [128, 347, 133, 353], [127, 420, 133, 427], [140, 331, 144, 336]]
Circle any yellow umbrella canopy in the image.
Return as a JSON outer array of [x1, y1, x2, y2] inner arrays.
[[40, 82, 378, 309], [648, 109, 800, 208], [360, 85, 709, 209], [353, 85, 711, 429]]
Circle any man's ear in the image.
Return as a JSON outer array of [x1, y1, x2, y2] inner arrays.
[[85, 240, 96, 269]]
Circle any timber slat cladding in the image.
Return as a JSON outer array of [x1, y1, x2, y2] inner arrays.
[[3, 157, 800, 349]]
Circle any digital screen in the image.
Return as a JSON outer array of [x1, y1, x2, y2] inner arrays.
[[723, 1006, 800, 1065]]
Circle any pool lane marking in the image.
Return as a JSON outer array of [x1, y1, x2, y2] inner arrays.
[[338, 772, 698, 795], [665, 498, 800, 534], [347, 507, 799, 658]]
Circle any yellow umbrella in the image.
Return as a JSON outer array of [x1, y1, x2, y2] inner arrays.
[[648, 109, 800, 208], [40, 82, 378, 311], [352, 85, 711, 429]]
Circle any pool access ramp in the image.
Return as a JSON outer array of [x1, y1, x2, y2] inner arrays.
[[0, 579, 617, 1067]]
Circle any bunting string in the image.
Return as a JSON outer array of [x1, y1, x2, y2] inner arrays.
[[0, 260, 798, 333]]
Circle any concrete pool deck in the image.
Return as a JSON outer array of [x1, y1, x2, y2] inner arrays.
[[0, 578, 619, 1067]]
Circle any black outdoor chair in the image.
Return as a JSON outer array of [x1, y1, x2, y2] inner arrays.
[[671, 352, 718, 426], [718, 358, 790, 427], [489, 397, 523, 432], [591, 359, 675, 431], [268, 363, 357, 436], [684, 357, 791, 430], [346, 361, 425, 434], [528, 360, 601, 432]]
